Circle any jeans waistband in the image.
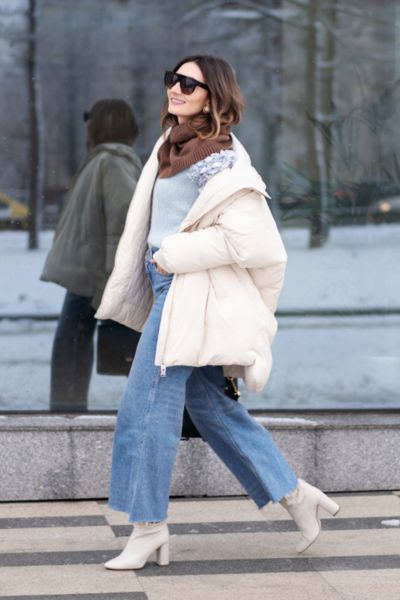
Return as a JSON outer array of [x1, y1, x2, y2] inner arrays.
[[146, 245, 160, 259]]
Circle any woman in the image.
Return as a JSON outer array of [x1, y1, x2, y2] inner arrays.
[[96, 56, 340, 570], [41, 99, 142, 412]]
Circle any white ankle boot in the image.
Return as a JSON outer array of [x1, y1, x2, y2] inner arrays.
[[260, 479, 340, 554], [104, 521, 169, 570], [278, 479, 340, 553]]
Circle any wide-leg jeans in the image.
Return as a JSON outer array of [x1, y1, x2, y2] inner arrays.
[[108, 247, 298, 522]]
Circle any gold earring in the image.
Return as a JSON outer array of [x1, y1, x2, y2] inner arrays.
[[203, 104, 210, 114]]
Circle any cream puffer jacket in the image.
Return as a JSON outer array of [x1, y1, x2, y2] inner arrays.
[[95, 132, 288, 392]]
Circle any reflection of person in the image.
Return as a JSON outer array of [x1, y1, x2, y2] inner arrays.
[[41, 99, 142, 412], [96, 56, 340, 571]]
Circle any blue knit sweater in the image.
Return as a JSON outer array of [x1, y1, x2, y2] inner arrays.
[[147, 150, 236, 249]]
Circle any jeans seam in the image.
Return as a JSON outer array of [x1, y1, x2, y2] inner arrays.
[[127, 366, 160, 519], [195, 370, 271, 503]]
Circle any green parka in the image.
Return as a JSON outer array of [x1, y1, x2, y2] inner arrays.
[[41, 143, 142, 308]]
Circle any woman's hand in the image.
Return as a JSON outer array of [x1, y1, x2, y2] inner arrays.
[[149, 259, 170, 276]]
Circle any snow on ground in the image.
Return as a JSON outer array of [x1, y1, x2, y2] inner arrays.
[[1, 223, 399, 314], [0, 231, 64, 315], [279, 224, 399, 311], [1, 310, 398, 411], [0, 225, 399, 411], [381, 520, 400, 527], [255, 416, 319, 426], [245, 314, 400, 409]]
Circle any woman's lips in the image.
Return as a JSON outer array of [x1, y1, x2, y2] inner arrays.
[[170, 97, 185, 105]]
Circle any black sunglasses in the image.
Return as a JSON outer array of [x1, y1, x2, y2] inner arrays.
[[83, 110, 91, 122], [164, 70, 209, 95]]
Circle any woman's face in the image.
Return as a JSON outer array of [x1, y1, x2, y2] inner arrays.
[[167, 61, 209, 124]]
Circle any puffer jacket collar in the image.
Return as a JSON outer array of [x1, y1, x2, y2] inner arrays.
[[180, 133, 270, 231]]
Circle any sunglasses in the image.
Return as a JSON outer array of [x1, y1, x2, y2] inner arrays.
[[83, 111, 91, 122], [164, 70, 209, 95]]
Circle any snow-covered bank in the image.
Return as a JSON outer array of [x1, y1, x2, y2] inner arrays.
[[279, 224, 399, 311], [0, 224, 399, 411], [0, 231, 63, 315], [0, 223, 399, 315], [1, 314, 399, 411]]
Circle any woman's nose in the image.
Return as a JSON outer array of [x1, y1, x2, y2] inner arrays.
[[171, 81, 182, 93]]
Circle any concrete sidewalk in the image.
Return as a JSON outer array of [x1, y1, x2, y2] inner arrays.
[[0, 492, 399, 599]]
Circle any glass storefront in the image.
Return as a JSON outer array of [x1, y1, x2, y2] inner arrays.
[[0, 0, 399, 411]]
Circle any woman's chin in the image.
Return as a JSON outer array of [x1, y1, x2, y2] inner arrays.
[[168, 105, 187, 119]]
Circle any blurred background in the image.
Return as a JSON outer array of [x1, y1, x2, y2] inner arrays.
[[0, 0, 399, 411]]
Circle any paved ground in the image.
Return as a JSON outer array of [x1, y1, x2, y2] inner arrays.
[[0, 492, 399, 599]]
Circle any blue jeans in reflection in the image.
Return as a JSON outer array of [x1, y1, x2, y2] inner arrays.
[[108, 246, 298, 522], [50, 290, 96, 412]]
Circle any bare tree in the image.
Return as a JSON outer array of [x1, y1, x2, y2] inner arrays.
[[306, 0, 337, 248], [27, 0, 43, 249]]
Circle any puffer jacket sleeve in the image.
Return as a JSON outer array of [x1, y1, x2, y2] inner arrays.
[[153, 191, 287, 276], [101, 154, 142, 273], [153, 225, 233, 273], [92, 153, 142, 308]]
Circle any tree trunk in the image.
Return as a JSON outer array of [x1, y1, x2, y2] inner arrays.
[[27, 0, 40, 250], [262, 0, 284, 225], [309, 4, 336, 248]]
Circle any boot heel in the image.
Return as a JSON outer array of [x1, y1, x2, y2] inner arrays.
[[156, 541, 169, 566], [319, 492, 340, 516]]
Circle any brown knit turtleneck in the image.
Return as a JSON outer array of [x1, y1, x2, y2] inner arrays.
[[157, 121, 232, 179]]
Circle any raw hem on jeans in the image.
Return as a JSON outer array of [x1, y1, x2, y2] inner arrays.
[[259, 478, 299, 510]]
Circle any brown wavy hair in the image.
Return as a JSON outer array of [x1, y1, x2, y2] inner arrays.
[[86, 99, 139, 148], [160, 55, 244, 140]]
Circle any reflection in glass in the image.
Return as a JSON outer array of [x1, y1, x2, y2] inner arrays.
[[40, 100, 141, 412], [0, 0, 399, 411]]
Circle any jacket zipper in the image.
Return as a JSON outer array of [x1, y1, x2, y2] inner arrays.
[[158, 276, 177, 378]]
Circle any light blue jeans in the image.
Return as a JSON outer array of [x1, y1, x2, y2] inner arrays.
[[108, 246, 298, 522]]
